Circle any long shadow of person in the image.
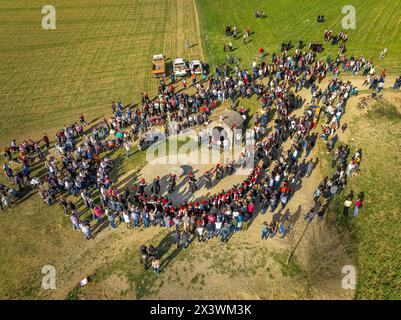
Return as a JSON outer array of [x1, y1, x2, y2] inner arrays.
[[91, 217, 110, 239], [155, 232, 182, 272]]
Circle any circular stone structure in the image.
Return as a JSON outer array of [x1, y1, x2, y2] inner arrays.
[[208, 108, 244, 129]]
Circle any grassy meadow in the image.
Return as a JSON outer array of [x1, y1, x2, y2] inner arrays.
[[351, 101, 401, 299], [197, 0, 401, 73]]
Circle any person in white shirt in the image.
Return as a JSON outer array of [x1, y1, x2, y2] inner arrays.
[[125, 142, 131, 158]]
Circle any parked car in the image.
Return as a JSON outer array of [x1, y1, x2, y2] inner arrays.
[[189, 60, 204, 75], [172, 58, 189, 77], [152, 54, 166, 77]]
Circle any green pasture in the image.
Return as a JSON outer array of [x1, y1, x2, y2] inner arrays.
[[197, 0, 401, 73]]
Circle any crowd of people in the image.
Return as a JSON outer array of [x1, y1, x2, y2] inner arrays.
[[324, 30, 348, 54], [303, 146, 364, 224], [1, 31, 370, 274], [52, 44, 365, 247]]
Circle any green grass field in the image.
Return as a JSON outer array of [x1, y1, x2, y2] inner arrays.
[[197, 0, 401, 72], [327, 99, 401, 300], [316, 96, 401, 300]]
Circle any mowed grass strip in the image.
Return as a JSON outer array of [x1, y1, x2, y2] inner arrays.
[[196, 0, 401, 72]]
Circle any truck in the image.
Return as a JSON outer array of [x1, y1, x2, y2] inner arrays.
[[172, 58, 189, 77], [152, 54, 166, 78]]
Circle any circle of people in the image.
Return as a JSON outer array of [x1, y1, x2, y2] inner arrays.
[[2, 33, 372, 249]]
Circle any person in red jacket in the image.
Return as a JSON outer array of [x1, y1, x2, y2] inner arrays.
[[258, 47, 264, 59]]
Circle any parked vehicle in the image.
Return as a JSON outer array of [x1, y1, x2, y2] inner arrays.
[[173, 58, 189, 77], [189, 60, 204, 75], [152, 54, 166, 77]]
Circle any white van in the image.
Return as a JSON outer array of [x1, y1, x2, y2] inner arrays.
[[189, 60, 204, 75]]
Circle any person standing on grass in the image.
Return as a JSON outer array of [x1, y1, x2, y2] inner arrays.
[[151, 176, 161, 194], [191, 73, 196, 87], [106, 209, 116, 229], [353, 196, 363, 217], [43, 133, 50, 149], [152, 258, 160, 275], [306, 159, 316, 177], [242, 212, 251, 231], [332, 148, 339, 168], [220, 223, 230, 242], [341, 123, 347, 134], [343, 197, 352, 216], [123, 210, 131, 229], [184, 39, 190, 49], [278, 221, 286, 238], [304, 208, 316, 223], [140, 245, 149, 270], [124, 141, 131, 158], [3, 163, 13, 183], [4, 146, 12, 162], [60, 195, 69, 216], [261, 222, 269, 240], [196, 220, 204, 242], [246, 26, 250, 38], [1, 192, 12, 210], [83, 223, 91, 240], [204, 170, 212, 189], [79, 114, 87, 126], [182, 230, 189, 250], [70, 212, 80, 230], [173, 230, 181, 249], [148, 245, 157, 263], [93, 205, 102, 223], [258, 47, 264, 59], [247, 201, 255, 217], [202, 71, 207, 82], [377, 81, 384, 93], [173, 215, 181, 231], [141, 208, 150, 228], [170, 73, 175, 84], [269, 221, 277, 238], [188, 173, 197, 192]]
